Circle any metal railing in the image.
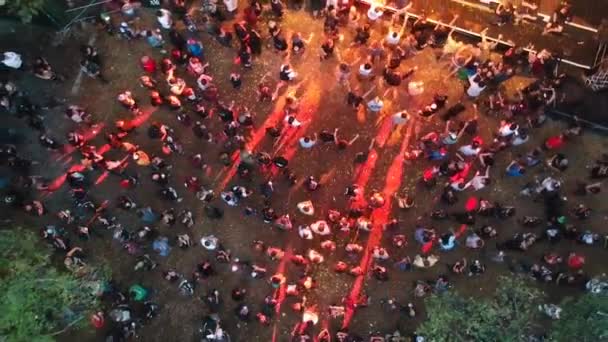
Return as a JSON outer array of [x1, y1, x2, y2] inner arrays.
[[358, 0, 592, 69]]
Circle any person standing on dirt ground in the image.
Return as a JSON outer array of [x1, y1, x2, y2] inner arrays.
[[1, 51, 23, 70], [157, 8, 173, 29], [224, 0, 238, 19]]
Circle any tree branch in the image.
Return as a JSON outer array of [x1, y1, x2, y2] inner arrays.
[[47, 316, 83, 337]]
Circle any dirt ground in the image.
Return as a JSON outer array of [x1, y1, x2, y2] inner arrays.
[[1, 4, 608, 342]]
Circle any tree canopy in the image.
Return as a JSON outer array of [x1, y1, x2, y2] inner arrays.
[[417, 275, 545, 342], [0, 228, 100, 341], [1, 0, 46, 23], [549, 293, 608, 342]]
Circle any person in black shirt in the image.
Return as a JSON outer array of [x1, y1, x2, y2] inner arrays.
[[355, 139, 375, 164], [430, 15, 458, 48], [249, 29, 262, 54], [320, 38, 335, 60], [291, 32, 313, 54], [346, 83, 376, 109], [270, 0, 284, 17], [353, 24, 371, 46], [319, 129, 337, 143], [216, 27, 233, 47], [234, 21, 250, 43], [239, 46, 252, 68], [230, 72, 242, 89], [543, 2, 572, 35], [217, 101, 235, 122]]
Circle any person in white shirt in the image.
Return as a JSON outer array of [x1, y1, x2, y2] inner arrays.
[[498, 122, 518, 137], [298, 225, 313, 240], [168, 77, 186, 95], [511, 130, 529, 146], [358, 62, 373, 78], [391, 110, 409, 125], [541, 177, 561, 192], [367, 5, 383, 22], [466, 166, 491, 191], [201, 235, 219, 250], [466, 74, 486, 97], [285, 115, 303, 128], [221, 191, 238, 206], [465, 233, 484, 249], [459, 141, 481, 157], [299, 134, 317, 148], [385, 13, 408, 46], [325, 0, 338, 10], [197, 74, 213, 91], [156, 9, 173, 29], [385, 31, 401, 46], [367, 96, 384, 113], [1, 52, 22, 69], [224, 0, 238, 16]]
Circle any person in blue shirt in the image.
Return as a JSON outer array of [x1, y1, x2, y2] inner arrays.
[[187, 39, 203, 58], [145, 30, 163, 48], [506, 160, 526, 176], [429, 147, 447, 161], [439, 233, 457, 251]]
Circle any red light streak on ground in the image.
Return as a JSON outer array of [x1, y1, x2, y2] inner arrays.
[[97, 143, 111, 155], [373, 116, 394, 148], [57, 123, 106, 160], [268, 82, 321, 180], [273, 246, 293, 314], [271, 325, 279, 342], [46, 174, 67, 192], [130, 107, 156, 128], [215, 97, 290, 192], [61, 156, 73, 166], [94, 170, 110, 186], [347, 145, 379, 212], [94, 155, 130, 186], [217, 82, 321, 190], [422, 223, 468, 254], [270, 246, 293, 342], [342, 120, 416, 329], [268, 124, 310, 179], [45, 164, 87, 192]]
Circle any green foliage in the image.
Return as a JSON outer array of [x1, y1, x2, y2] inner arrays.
[[418, 276, 544, 342], [0, 229, 99, 341], [3, 0, 46, 23], [549, 293, 608, 342]]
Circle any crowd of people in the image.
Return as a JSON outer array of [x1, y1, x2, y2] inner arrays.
[[2, 0, 608, 341]]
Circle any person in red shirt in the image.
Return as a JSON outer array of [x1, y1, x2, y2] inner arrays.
[[90, 311, 105, 329], [140, 55, 156, 74], [244, 5, 258, 27], [544, 134, 565, 149], [567, 252, 585, 270]]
